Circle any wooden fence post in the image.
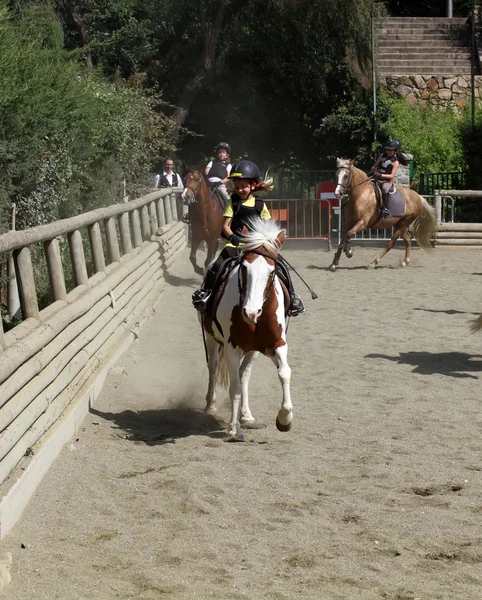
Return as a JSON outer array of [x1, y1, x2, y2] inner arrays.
[[13, 247, 40, 320], [156, 198, 166, 228], [119, 213, 133, 255], [130, 210, 143, 248], [44, 238, 67, 302], [164, 194, 173, 224], [68, 230, 88, 287], [170, 193, 178, 221], [434, 192, 442, 224], [140, 206, 150, 240], [88, 222, 106, 273], [105, 217, 121, 264]]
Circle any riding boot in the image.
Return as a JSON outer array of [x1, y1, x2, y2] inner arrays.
[[382, 193, 391, 218], [277, 258, 305, 317], [192, 267, 217, 312]]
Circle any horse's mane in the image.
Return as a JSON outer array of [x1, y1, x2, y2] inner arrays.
[[336, 158, 368, 180], [241, 219, 284, 255]]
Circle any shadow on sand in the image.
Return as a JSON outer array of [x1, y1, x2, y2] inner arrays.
[[91, 406, 226, 445], [414, 307, 480, 316], [164, 272, 200, 288], [365, 351, 482, 379]]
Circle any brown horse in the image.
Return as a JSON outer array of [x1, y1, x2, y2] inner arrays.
[[329, 158, 437, 271], [182, 170, 224, 275]]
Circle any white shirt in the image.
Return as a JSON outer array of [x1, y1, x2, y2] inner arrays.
[[154, 171, 183, 188], [205, 161, 232, 183]]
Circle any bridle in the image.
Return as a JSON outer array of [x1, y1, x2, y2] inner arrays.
[[336, 166, 374, 195], [237, 248, 278, 308], [183, 172, 205, 204]]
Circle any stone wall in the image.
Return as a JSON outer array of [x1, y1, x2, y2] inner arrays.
[[380, 74, 482, 113]]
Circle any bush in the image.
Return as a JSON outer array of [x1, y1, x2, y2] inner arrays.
[[0, 1, 177, 233]]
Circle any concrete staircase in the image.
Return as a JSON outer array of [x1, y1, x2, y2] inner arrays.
[[377, 17, 474, 76]]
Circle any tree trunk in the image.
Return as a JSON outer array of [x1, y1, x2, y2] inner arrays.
[[65, 1, 93, 70], [171, 0, 230, 126]]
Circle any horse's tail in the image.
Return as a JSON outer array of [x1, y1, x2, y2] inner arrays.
[[411, 196, 437, 250], [216, 344, 229, 388]]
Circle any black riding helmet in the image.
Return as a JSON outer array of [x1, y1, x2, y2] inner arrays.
[[229, 160, 261, 182], [216, 142, 231, 154], [384, 139, 400, 151]]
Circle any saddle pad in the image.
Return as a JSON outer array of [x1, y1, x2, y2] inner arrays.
[[388, 189, 406, 217]]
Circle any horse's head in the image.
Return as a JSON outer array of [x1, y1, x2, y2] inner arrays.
[[181, 170, 206, 205], [238, 220, 285, 324], [334, 158, 355, 198]]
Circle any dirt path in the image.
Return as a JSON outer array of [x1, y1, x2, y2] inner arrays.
[[2, 242, 482, 600]]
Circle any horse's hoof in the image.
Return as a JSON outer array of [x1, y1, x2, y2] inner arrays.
[[328, 264, 336, 272], [367, 262, 376, 270], [240, 416, 255, 426], [276, 417, 293, 432], [204, 405, 217, 415], [224, 433, 245, 442], [345, 250, 353, 258]]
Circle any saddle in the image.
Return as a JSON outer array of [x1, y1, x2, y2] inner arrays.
[[372, 182, 406, 218], [207, 181, 228, 213]]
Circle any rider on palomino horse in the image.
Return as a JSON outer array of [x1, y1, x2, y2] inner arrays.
[[192, 160, 305, 317], [371, 139, 402, 219]]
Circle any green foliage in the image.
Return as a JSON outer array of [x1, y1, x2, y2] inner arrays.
[[0, 0, 177, 233], [387, 96, 465, 182]]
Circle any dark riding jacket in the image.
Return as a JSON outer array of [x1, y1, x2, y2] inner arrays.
[[221, 194, 265, 238], [208, 159, 229, 180]]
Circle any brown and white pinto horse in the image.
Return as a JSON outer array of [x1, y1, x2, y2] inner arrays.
[[329, 158, 437, 271], [182, 170, 224, 275], [202, 220, 292, 441]]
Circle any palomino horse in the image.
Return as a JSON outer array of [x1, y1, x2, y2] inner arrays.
[[202, 220, 292, 441], [182, 170, 224, 275], [329, 158, 437, 271]]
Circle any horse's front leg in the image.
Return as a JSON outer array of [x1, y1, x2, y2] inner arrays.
[[204, 236, 219, 274], [189, 230, 204, 276], [344, 240, 353, 258], [225, 346, 244, 441], [328, 236, 347, 272], [329, 220, 365, 271], [204, 333, 219, 415], [239, 351, 259, 425], [271, 344, 293, 432]]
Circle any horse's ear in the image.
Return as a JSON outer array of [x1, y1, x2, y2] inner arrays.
[[241, 225, 249, 234], [350, 159, 356, 166], [276, 230, 285, 247]]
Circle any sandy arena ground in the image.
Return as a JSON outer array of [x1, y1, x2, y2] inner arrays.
[[2, 241, 482, 600]]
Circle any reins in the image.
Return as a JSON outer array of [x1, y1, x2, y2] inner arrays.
[[185, 172, 221, 208]]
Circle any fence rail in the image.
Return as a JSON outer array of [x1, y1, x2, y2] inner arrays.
[[264, 199, 333, 248], [0, 187, 186, 539]]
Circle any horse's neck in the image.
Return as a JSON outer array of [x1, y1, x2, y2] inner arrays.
[[350, 166, 369, 186]]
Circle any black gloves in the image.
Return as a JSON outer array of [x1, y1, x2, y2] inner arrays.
[[229, 234, 241, 246]]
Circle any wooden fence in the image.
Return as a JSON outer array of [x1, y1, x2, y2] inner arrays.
[[434, 190, 482, 246], [0, 187, 186, 538]]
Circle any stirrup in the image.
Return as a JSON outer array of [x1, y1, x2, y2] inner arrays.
[[382, 207, 391, 218], [182, 214, 190, 224], [288, 294, 305, 317], [192, 289, 211, 312]]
